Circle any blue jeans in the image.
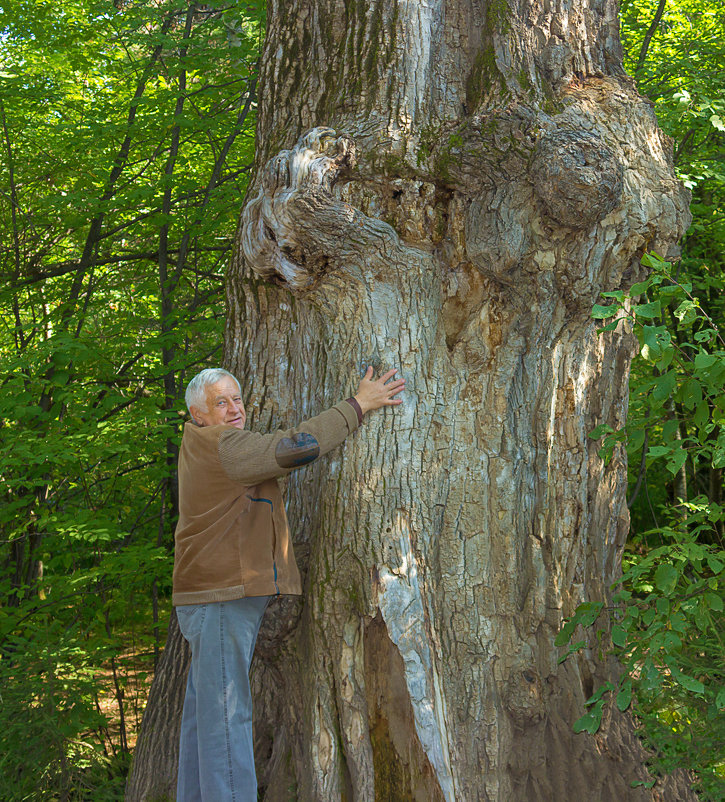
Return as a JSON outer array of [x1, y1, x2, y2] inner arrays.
[[176, 596, 270, 802]]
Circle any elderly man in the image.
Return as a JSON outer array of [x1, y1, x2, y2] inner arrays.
[[172, 365, 405, 801]]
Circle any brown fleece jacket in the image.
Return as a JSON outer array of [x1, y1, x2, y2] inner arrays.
[[172, 400, 360, 605]]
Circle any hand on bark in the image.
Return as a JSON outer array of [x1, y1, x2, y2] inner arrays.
[[354, 367, 405, 415]]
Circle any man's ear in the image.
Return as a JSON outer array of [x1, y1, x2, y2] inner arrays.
[[188, 405, 203, 424]]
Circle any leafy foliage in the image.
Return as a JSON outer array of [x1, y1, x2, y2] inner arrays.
[[562, 256, 725, 798], [0, 1, 261, 797]]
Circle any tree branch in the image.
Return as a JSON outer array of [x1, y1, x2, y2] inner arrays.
[[158, 5, 197, 422], [171, 75, 258, 286], [627, 425, 650, 508], [6, 246, 231, 289], [61, 11, 176, 327], [634, 0, 667, 75], [0, 100, 26, 349]]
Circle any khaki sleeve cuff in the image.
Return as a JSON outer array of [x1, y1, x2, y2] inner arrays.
[[335, 400, 362, 433]]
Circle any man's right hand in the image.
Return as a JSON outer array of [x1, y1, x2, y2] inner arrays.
[[353, 367, 405, 415]]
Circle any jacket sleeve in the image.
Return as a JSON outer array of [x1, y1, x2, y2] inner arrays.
[[216, 400, 361, 485]]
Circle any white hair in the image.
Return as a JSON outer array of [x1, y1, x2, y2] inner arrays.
[[185, 368, 241, 420]]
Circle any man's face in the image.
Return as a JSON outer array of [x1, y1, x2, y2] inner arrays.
[[190, 377, 246, 429]]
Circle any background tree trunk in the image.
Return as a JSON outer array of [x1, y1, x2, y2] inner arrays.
[[131, 0, 696, 799]]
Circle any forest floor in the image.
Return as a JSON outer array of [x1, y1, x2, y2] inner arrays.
[[94, 633, 160, 758]]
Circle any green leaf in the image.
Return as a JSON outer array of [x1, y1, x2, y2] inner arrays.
[[628, 428, 645, 452], [557, 640, 587, 664], [573, 703, 605, 734], [694, 399, 710, 428], [640, 253, 668, 270], [680, 378, 703, 409], [707, 555, 724, 574], [661, 418, 680, 443], [694, 352, 717, 371], [672, 670, 705, 695], [611, 624, 627, 647], [673, 90, 691, 106], [597, 318, 623, 333], [555, 620, 576, 647], [641, 325, 669, 362], [633, 301, 661, 319], [631, 780, 657, 790], [589, 424, 614, 440], [656, 596, 670, 615], [576, 601, 604, 627], [694, 328, 716, 343], [667, 447, 688, 476], [654, 563, 678, 594], [674, 299, 698, 325], [652, 370, 677, 402], [716, 687, 725, 710], [640, 343, 662, 362], [592, 304, 618, 319], [705, 592, 723, 612], [51, 370, 70, 386], [655, 347, 675, 371], [629, 279, 652, 295], [616, 679, 633, 712], [586, 681, 614, 706], [669, 612, 687, 633]]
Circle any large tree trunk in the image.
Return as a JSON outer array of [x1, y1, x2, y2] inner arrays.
[[126, 612, 189, 800], [227, 0, 693, 799], [130, 1, 695, 799]]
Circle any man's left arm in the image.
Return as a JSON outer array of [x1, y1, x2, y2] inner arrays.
[[217, 399, 361, 485], [217, 367, 404, 485]]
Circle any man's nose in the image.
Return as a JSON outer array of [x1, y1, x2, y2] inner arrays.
[[230, 399, 242, 413]]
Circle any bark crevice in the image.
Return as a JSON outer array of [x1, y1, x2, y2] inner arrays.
[[364, 613, 448, 802]]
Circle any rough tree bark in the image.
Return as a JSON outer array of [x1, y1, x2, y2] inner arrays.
[[126, 612, 189, 800], [128, 0, 695, 800]]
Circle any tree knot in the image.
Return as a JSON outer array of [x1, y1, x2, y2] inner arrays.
[[530, 128, 623, 229], [241, 127, 357, 289], [504, 667, 546, 726]]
